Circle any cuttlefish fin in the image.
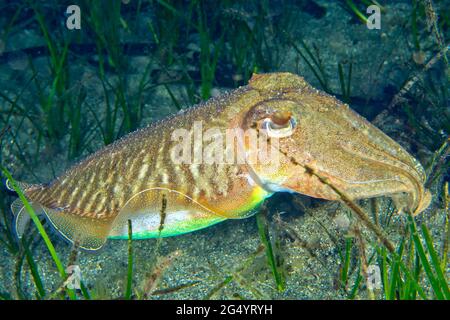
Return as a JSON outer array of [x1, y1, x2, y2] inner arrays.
[[110, 187, 225, 238], [42, 207, 112, 251], [5, 179, 36, 193], [11, 197, 110, 251], [10, 198, 42, 239], [8, 179, 111, 250], [8, 180, 47, 239]]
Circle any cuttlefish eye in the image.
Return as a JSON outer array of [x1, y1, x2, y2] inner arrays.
[[262, 111, 296, 138]]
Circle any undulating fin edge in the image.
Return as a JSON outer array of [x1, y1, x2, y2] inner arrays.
[[5, 179, 34, 193], [11, 198, 33, 239], [10, 198, 109, 251], [41, 207, 111, 251]]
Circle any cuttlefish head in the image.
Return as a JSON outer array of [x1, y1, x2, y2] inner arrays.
[[239, 73, 431, 215]]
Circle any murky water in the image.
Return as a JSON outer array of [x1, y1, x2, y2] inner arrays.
[[0, 0, 448, 300]]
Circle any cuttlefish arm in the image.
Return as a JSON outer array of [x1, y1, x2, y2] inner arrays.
[[242, 73, 431, 215]]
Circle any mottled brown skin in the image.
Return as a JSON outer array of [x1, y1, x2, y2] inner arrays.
[[27, 86, 262, 219], [21, 73, 431, 249], [242, 73, 431, 214]]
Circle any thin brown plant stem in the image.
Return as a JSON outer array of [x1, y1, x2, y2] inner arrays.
[[142, 250, 182, 300], [269, 132, 396, 253], [303, 164, 395, 253], [425, 136, 450, 188], [370, 198, 380, 227], [373, 45, 449, 126]]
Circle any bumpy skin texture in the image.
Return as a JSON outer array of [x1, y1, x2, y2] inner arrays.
[[21, 73, 431, 249]]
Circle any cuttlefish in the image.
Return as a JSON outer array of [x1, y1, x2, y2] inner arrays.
[[7, 73, 431, 250]]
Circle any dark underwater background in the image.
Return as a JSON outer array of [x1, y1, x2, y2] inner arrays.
[[0, 0, 448, 300]]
